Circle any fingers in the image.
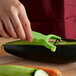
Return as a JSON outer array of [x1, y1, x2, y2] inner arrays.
[[0, 0, 32, 41], [18, 5, 33, 42], [0, 2, 33, 41], [2, 16, 18, 39], [0, 21, 10, 38], [10, 8, 26, 41]]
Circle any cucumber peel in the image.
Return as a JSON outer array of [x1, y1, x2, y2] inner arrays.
[[0, 65, 49, 76], [56, 41, 76, 45]]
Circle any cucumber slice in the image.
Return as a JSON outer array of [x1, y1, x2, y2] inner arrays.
[[34, 69, 49, 76]]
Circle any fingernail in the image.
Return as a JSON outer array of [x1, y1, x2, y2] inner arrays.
[[28, 38, 33, 43]]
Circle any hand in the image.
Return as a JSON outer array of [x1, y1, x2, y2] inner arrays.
[[0, 0, 33, 42]]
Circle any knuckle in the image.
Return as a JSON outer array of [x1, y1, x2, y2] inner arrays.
[[16, 24, 20, 29], [20, 36, 26, 41], [12, 35, 18, 39], [16, 25, 23, 33], [19, 32, 26, 40], [26, 21, 31, 27], [9, 5, 18, 15], [9, 29, 18, 38], [17, 2, 24, 10], [9, 5, 15, 13], [9, 28, 13, 33], [14, 36, 18, 39]]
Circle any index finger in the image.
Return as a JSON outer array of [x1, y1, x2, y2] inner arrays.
[[18, 6, 33, 42]]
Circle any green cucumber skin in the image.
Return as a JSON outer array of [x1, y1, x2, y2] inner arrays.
[[0, 65, 36, 76]]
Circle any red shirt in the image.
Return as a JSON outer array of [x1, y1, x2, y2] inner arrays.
[[20, 0, 76, 39]]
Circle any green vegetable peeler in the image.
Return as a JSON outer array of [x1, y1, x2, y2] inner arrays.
[[4, 31, 61, 52]]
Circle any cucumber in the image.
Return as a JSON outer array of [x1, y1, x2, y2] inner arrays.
[[0, 65, 35, 76], [0, 65, 49, 76]]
